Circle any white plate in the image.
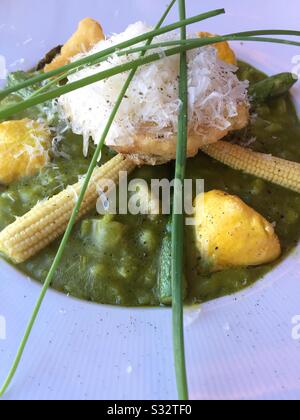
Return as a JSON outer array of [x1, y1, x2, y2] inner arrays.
[[1, 0, 300, 401]]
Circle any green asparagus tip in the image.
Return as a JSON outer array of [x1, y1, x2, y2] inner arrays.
[[250, 72, 298, 104]]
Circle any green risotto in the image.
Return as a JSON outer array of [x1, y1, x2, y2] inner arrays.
[[0, 62, 300, 306]]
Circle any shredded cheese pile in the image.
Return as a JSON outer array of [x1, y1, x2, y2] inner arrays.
[[59, 22, 249, 154]]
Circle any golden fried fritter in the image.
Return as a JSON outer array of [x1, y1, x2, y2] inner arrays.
[[112, 103, 249, 165], [44, 18, 105, 72]]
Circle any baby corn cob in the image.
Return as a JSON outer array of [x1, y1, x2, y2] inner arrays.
[[202, 141, 300, 193], [0, 154, 136, 263]]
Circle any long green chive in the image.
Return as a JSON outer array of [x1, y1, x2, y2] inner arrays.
[[1, 32, 300, 121], [30, 38, 197, 99], [28, 34, 300, 99], [30, 39, 191, 99], [29, 71, 71, 98], [0, 0, 178, 397], [118, 35, 300, 55], [2, 25, 299, 100], [172, 0, 189, 401], [0, 9, 225, 120], [11, 28, 300, 101], [0, 9, 225, 100], [228, 29, 300, 37], [218, 35, 300, 47]]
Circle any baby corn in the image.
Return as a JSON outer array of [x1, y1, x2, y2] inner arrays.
[[0, 155, 136, 263], [202, 140, 300, 193]]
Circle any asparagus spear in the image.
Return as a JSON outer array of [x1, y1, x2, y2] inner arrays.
[[249, 72, 298, 104]]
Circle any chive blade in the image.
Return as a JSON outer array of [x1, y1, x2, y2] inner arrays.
[[28, 0, 178, 100], [172, 0, 189, 401], [1, 23, 299, 102], [1, 32, 300, 121], [227, 29, 300, 37], [0, 8, 225, 100], [119, 35, 300, 56]]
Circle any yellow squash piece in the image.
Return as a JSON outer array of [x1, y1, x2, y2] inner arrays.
[[44, 18, 105, 72], [0, 119, 51, 185], [198, 32, 237, 65], [194, 190, 281, 272], [0, 154, 136, 264]]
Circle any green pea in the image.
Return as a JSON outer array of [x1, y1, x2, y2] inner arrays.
[[137, 293, 152, 306], [251, 178, 265, 195], [265, 123, 283, 134], [117, 256, 137, 279], [139, 229, 157, 252], [89, 264, 108, 279], [257, 104, 271, 117], [285, 208, 299, 225]]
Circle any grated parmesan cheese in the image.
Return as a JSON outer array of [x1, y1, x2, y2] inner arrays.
[[59, 22, 249, 155]]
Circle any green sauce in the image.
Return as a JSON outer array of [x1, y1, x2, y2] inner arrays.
[[1, 62, 300, 306]]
